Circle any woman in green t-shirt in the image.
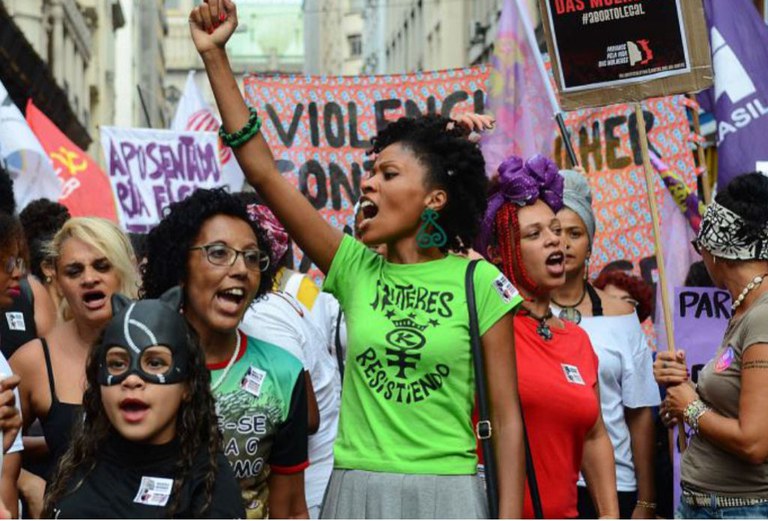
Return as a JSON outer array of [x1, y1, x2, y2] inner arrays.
[[187, 1, 526, 518]]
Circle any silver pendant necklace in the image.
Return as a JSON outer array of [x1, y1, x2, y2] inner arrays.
[[523, 307, 554, 341], [552, 283, 587, 324]]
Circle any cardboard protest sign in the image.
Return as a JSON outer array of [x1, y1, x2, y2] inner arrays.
[[539, 0, 712, 109], [244, 67, 489, 276], [671, 286, 731, 509], [552, 96, 697, 281], [100, 127, 244, 232]]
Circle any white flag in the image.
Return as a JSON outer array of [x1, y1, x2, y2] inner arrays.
[[170, 71, 244, 191], [0, 79, 62, 210]]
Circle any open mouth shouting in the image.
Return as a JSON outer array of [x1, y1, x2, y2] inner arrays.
[[119, 398, 150, 423], [83, 290, 108, 310], [358, 198, 379, 230], [215, 287, 247, 315], [545, 251, 566, 277]]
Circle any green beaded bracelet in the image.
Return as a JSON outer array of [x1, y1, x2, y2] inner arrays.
[[219, 107, 262, 148]]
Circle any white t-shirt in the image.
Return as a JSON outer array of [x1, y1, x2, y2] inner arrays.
[[240, 292, 341, 509], [0, 353, 23, 454], [554, 310, 660, 491]]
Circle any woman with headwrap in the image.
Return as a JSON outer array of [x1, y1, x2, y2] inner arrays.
[[655, 173, 768, 519], [551, 170, 660, 519], [477, 155, 619, 519]]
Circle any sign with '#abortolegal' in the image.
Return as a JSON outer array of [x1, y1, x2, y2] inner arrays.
[[539, 0, 713, 109]]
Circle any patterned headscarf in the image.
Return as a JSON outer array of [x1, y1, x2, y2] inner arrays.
[[698, 201, 768, 261], [246, 204, 290, 265], [476, 155, 564, 295]]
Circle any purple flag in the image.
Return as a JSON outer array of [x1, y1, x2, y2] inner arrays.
[[481, 0, 559, 176], [699, 0, 768, 188]]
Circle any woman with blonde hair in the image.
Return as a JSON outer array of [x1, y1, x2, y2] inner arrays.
[[11, 217, 137, 517]]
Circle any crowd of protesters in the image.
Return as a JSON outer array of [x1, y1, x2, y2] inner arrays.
[[0, 0, 763, 519]]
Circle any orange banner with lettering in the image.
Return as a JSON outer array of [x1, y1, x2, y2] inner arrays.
[[26, 100, 117, 221]]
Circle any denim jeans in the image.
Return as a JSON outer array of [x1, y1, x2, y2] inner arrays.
[[676, 500, 768, 519]]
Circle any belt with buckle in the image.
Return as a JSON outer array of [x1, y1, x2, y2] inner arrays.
[[682, 488, 768, 508]]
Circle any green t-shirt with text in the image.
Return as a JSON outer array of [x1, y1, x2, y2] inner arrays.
[[324, 235, 522, 474]]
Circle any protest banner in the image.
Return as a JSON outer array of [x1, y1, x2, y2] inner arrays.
[[26, 100, 118, 221], [539, 0, 712, 110], [100, 127, 244, 233], [244, 67, 489, 277], [671, 286, 731, 509]]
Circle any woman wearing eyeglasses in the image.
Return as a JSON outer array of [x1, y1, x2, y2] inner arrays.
[[549, 170, 660, 519], [11, 217, 138, 516], [142, 188, 309, 519]]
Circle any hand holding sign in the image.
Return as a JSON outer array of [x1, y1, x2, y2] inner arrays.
[[653, 349, 688, 386], [189, 0, 238, 55]]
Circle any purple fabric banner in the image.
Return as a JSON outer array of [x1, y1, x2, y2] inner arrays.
[[481, 0, 559, 176], [671, 286, 731, 509], [699, 0, 768, 188]]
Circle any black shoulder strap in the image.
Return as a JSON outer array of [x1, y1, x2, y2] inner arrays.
[[466, 261, 543, 519], [40, 338, 58, 403], [334, 310, 345, 382], [586, 283, 603, 316], [465, 260, 499, 519]]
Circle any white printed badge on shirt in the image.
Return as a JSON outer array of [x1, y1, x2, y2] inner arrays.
[[240, 365, 267, 398], [5, 312, 25, 331], [561, 364, 585, 385], [492, 274, 518, 304], [133, 476, 174, 507]]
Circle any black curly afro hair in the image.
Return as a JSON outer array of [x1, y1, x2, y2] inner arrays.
[[368, 115, 488, 253], [0, 165, 16, 215], [141, 188, 275, 302], [715, 172, 768, 232], [19, 199, 71, 280]]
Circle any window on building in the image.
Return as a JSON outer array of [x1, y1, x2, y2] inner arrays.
[[348, 34, 363, 58]]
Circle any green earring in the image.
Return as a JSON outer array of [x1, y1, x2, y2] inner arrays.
[[416, 208, 448, 249]]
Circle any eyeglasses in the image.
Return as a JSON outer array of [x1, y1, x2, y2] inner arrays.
[[190, 244, 270, 272], [691, 239, 702, 255], [4, 256, 23, 275]]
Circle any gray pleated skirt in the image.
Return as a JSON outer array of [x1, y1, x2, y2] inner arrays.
[[320, 469, 489, 519]]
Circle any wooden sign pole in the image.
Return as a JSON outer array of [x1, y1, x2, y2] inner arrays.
[[635, 103, 677, 353]]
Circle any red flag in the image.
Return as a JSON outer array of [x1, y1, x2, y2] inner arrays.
[[25, 100, 117, 221]]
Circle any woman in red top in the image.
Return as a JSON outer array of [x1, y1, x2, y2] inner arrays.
[[477, 155, 619, 519]]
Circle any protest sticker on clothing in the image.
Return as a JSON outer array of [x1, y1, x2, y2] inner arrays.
[[243, 67, 489, 277], [539, 0, 712, 109], [100, 127, 244, 233], [671, 286, 731, 509], [552, 96, 697, 283]]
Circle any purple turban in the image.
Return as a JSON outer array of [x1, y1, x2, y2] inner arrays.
[[476, 154, 564, 255]]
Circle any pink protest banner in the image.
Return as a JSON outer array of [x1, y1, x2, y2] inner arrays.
[[243, 67, 489, 276], [552, 95, 697, 282]]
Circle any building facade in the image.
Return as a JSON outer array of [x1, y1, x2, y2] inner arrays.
[[303, 0, 363, 75], [362, 0, 540, 74], [0, 0, 125, 153], [115, 0, 168, 129], [164, 0, 304, 118]]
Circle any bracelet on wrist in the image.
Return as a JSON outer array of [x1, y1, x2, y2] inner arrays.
[[683, 398, 710, 434], [219, 106, 262, 148], [636, 500, 656, 510]]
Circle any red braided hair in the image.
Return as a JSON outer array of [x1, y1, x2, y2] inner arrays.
[[495, 203, 538, 295]]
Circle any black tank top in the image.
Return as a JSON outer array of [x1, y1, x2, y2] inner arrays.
[[586, 284, 604, 317], [39, 338, 83, 481], [1, 278, 37, 359]]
